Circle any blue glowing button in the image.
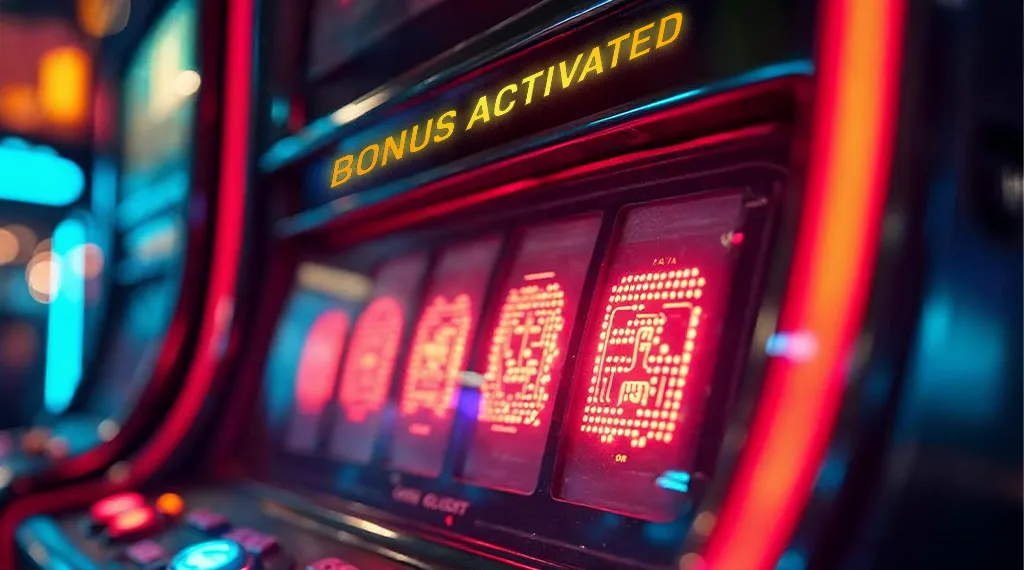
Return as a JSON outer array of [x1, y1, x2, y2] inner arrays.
[[170, 540, 250, 570]]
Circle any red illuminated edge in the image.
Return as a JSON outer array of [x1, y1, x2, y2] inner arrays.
[[697, 1, 907, 569], [0, 0, 254, 564]]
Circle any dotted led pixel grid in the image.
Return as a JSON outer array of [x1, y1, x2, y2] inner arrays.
[[580, 268, 706, 448], [479, 281, 566, 433], [338, 296, 403, 423], [294, 310, 349, 414], [399, 294, 473, 433]]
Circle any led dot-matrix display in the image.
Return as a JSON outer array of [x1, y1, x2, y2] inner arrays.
[[389, 236, 502, 477], [285, 309, 350, 453], [557, 193, 744, 521], [461, 214, 602, 493], [329, 254, 428, 464]]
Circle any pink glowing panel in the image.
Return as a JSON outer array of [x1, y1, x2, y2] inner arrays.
[[461, 214, 602, 493], [557, 193, 744, 521], [329, 254, 427, 463], [389, 236, 502, 477], [286, 310, 349, 452]]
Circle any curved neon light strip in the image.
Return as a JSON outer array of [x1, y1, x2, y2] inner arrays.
[[45, 215, 88, 415], [0, 145, 85, 206], [702, 1, 907, 569]]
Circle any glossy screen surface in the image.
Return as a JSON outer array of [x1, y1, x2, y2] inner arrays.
[[388, 236, 502, 477], [557, 193, 744, 521], [329, 254, 428, 463], [461, 215, 602, 493]]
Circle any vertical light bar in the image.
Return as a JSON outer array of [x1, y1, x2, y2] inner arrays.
[[700, 0, 907, 569], [45, 215, 88, 415]]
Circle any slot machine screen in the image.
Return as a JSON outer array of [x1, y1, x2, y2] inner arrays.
[[120, 0, 197, 207], [460, 215, 601, 494], [388, 236, 502, 477], [328, 253, 428, 463], [556, 193, 743, 521], [277, 264, 373, 453], [78, 0, 198, 420]]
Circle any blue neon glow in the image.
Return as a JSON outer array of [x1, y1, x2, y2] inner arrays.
[[655, 470, 691, 493], [44, 216, 88, 415], [0, 138, 85, 206], [170, 540, 244, 570]]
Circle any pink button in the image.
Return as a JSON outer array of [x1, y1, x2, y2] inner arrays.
[[306, 558, 359, 570]]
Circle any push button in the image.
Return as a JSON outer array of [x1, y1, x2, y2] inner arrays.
[[107, 506, 159, 541], [90, 492, 145, 526], [306, 557, 360, 570], [125, 540, 168, 566], [186, 508, 230, 533], [222, 527, 279, 556], [170, 540, 252, 570]]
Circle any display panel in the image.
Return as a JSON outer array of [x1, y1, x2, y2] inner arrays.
[[309, 0, 412, 76], [461, 215, 602, 493], [120, 0, 197, 212], [285, 310, 349, 452], [329, 254, 428, 463], [557, 193, 744, 521], [83, 277, 179, 420], [389, 237, 502, 477]]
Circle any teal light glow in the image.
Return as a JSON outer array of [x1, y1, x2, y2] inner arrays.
[[0, 139, 85, 206], [655, 470, 691, 493], [170, 540, 244, 570], [44, 215, 88, 415]]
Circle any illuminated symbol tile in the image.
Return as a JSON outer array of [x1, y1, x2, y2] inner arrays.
[[339, 296, 404, 423], [479, 282, 566, 433], [400, 294, 473, 430], [293, 311, 349, 415], [582, 268, 705, 448]]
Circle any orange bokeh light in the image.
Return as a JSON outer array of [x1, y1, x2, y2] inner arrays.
[[38, 46, 91, 127]]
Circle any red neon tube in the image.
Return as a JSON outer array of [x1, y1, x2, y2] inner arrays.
[[701, 0, 906, 569]]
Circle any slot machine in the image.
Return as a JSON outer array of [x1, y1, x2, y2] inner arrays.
[[0, 0, 240, 515], [4, 0, 1021, 569]]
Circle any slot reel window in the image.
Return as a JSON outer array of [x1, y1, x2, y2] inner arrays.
[[329, 253, 428, 464], [556, 193, 744, 521], [273, 264, 372, 453], [461, 215, 602, 494], [389, 237, 502, 477]]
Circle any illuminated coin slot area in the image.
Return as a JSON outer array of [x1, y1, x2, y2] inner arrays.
[[285, 310, 349, 453], [330, 254, 427, 464], [582, 268, 706, 449]]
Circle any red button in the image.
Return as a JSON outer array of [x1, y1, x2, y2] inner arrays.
[[107, 506, 158, 540], [89, 492, 145, 525]]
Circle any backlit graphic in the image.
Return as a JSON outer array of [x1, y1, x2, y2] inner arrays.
[[558, 193, 743, 521], [338, 296, 403, 423], [400, 294, 473, 431], [329, 253, 427, 464], [286, 310, 348, 452], [580, 269, 705, 449], [479, 281, 565, 432], [461, 215, 601, 493], [389, 237, 501, 477]]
